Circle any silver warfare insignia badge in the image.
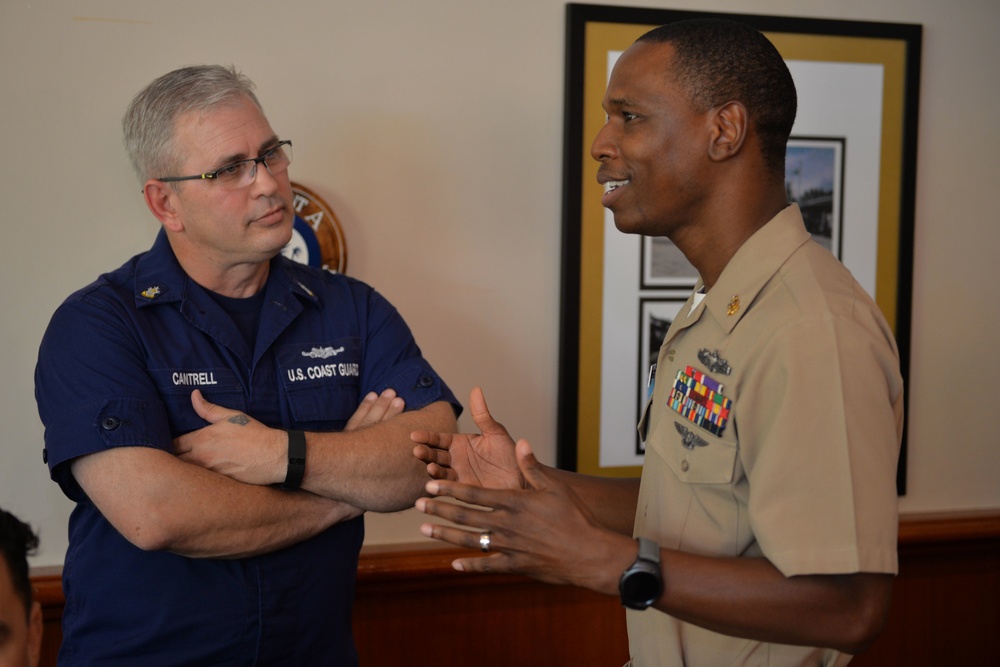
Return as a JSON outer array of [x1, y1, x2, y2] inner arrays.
[[698, 348, 732, 376]]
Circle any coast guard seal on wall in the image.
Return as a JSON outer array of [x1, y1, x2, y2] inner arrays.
[[282, 182, 348, 273]]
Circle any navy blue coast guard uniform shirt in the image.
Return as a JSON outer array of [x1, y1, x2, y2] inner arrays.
[[35, 230, 460, 666]]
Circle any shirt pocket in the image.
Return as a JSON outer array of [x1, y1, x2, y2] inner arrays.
[[646, 416, 738, 485], [149, 368, 247, 435], [277, 337, 362, 425]]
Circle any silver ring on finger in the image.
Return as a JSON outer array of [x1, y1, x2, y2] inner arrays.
[[479, 531, 492, 553]]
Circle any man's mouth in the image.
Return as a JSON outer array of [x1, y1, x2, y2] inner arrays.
[[601, 178, 631, 207], [253, 205, 287, 225]]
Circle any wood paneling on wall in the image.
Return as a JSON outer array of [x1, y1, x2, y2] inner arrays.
[[31, 511, 1000, 666]]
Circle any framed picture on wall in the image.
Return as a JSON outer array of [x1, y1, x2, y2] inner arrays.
[[556, 4, 921, 495]]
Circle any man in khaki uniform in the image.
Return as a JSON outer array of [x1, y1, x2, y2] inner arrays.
[[413, 18, 903, 665]]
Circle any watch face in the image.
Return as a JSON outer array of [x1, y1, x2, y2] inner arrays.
[[622, 568, 661, 608]]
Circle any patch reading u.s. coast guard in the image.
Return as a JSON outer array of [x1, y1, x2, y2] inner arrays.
[[667, 365, 732, 436], [278, 338, 362, 385]]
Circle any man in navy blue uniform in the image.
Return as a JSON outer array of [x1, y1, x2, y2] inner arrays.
[[35, 65, 460, 665]]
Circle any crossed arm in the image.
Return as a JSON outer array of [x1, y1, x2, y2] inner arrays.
[[73, 389, 455, 559], [412, 388, 893, 655], [174, 389, 457, 512], [72, 446, 354, 559]]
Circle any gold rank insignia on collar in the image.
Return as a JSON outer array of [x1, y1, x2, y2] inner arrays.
[[140, 285, 161, 300], [727, 294, 740, 316]]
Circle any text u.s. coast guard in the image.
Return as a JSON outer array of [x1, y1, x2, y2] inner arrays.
[[285, 345, 361, 382], [287, 362, 359, 382]]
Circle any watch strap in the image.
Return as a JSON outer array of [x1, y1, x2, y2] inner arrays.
[[281, 429, 307, 490], [637, 536, 661, 565]]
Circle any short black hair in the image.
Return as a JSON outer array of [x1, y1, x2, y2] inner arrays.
[[637, 18, 797, 178], [0, 507, 39, 616]]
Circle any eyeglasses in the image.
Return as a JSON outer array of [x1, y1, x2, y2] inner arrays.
[[157, 140, 293, 190]]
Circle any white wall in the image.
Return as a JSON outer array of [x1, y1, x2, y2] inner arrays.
[[2, 0, 998, 567]]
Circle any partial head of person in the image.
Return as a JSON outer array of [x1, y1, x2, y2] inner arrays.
[[123, 65, 296, 287], [0, 509, 42, 667], [593, 18, 797, 240]]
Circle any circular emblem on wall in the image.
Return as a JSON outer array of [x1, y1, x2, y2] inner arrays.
[[282, 181, 348, 273]]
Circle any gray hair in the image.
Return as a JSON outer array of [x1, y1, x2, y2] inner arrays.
[[122, 64, 264, 184]]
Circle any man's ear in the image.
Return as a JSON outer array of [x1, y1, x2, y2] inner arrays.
[[708, 101, 748, 163], [28, 600, 43, 667], [143, 180, 184, 232]]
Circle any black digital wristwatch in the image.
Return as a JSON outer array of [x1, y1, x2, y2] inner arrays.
[[618, 537, 664, 610]]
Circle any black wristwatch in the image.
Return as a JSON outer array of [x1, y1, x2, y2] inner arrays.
[[619, 537, 663, 610]]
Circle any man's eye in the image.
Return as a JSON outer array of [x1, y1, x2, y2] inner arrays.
[[217, 162, 245, 177], [623, 112, 637, 122]]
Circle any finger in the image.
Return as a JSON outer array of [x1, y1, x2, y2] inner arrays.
[[417, 523, 512, 573], [514, 439, 549, 491], [345, 391, 376, 427], [425, 462, 458, 482], [418, 521, 492, 551], [369, 393, 402, 425], [450, 553, 510, 573], [469, 387, 509, 438], [374, 390, 405, 422], [421, 479, 516, 513], [414, 494, 495, 529], [365, 389, 399, 424], [410, 428, 450, 449], [346, 391, 385, 431], [189, 389, 235, 424], [412, 442, 449, 465], [173, 436, 190, 456], [346, 389, 406, 431], [189, 389, 212, 420]]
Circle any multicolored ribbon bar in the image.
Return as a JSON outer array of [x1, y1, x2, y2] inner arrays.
[[667, 366, 732, 436]]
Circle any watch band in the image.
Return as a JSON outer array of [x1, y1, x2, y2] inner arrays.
[[281, 429, 307, 490], [637, 536, 661, 564]]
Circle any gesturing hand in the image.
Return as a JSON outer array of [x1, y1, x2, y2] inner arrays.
[[411, 387, 524, 490], [415, 438, 631, 593]]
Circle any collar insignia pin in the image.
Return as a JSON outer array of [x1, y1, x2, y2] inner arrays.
[[698, 349, 732, 376], [295, 280, 316, 298], [140, 286, 161, 300], [727, 295, 740, 316]]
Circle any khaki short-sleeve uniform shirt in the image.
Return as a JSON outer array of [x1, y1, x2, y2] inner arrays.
[[627, 206, 904, 666]]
